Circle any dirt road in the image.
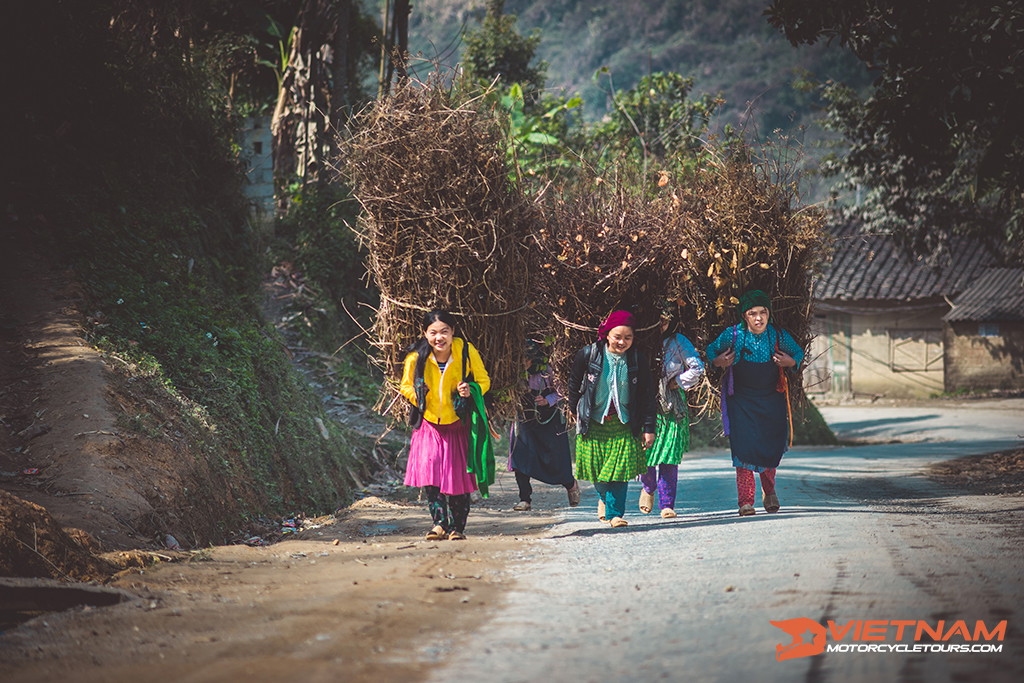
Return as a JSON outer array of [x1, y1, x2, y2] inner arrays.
[[1, 401, 1022, 682]]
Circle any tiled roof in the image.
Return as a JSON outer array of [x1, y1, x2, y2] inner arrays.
[[943, 267, 1024, 322], [813, 221, 996, 301]]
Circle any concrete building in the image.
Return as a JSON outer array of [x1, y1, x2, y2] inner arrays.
[[238, 115, 275, 231], [807, 222, 1019, 399]]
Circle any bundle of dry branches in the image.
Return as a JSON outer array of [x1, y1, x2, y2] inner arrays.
[[531, 149, 827, 416], [344, 79, 532, 420]]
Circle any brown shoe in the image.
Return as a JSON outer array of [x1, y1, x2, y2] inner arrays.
[[425, 525, 446, 540], [763, 492, 780, 513], [660, 508, 677, 519], [609, 517, 629, 528], [566, 481, 581, 507], [448, 530, 466, 541], [739, 504, 756, 516]]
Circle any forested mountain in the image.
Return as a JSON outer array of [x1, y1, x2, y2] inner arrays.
[[407, 0, 870, 135]]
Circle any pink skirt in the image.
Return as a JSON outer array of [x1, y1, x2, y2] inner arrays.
[[403, 419, 477, 495]]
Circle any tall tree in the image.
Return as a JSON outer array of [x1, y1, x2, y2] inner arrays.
[[589, 71, 723, 173], [462, 0, 547, 106], [377, 0, 412, 96], [272, 0, 374, 193], [766, 0, 1024, 262]]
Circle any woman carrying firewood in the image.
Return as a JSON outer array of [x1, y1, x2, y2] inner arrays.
[[508, 338, 581, 511], [400, 310, 490, 540], [706, 290, 804, 516], [639, 312, 705, 518], [567, 310, 658, 528]]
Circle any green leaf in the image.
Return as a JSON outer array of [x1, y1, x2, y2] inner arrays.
[[525, 132, 560, 145]]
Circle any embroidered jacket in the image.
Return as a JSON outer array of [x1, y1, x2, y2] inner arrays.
[[567, 341, 657, 438]]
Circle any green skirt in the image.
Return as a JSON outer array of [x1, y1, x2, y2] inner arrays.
[[575, 419, 646, 482], [646, 412, 690, 467]]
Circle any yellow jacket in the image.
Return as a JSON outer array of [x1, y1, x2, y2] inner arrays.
[[400, 337, 490, 425]]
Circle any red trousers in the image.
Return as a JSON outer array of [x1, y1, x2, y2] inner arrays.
[[736, 467, 776, 507]]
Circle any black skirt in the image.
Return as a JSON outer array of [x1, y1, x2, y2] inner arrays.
[[727, 360, 789, 469], [509, 407, 574, 485]]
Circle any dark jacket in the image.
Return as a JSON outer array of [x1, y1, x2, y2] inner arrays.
[[567, 341, 658, 438]]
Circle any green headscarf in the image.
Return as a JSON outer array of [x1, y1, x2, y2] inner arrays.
[[737, 289, 772, 321]]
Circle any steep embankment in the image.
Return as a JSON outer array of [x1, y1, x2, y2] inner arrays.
[[1, 4, 385, 577], [0, 224, 392, 582]]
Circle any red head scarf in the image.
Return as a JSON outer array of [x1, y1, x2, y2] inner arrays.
[[598, 310, 636, 339]]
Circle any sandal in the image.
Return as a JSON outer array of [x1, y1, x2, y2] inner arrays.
[[738, 504, 756, 516], [660, 508, 677, 519], [639, 489, 654, 514], [609, 517, 628, 528], [763, 492, 780, 513], [447, 530, 466, 541], [425, 525, 446, 540], [512, 500, 531, 511]]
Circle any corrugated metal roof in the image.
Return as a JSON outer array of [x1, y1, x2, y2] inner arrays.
[[814, 221, 996, 301], [943, 267, 1024, 322]]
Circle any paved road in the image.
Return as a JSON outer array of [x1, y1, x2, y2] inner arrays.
[[429, 402, 1024, 683]]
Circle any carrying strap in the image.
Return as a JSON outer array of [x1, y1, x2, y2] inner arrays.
[[465, 381, 494, 497], [775, 334, 794, 448], [461, 338, 472, 383], [721, 325, 737, 436]]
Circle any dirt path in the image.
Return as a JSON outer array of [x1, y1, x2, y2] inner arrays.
[[0, 467, 576, 683], [0, 231, 185, 551], [0, 230, 576, 681]]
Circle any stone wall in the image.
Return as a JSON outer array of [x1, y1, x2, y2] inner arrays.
[[944, 321, 1024, 392]]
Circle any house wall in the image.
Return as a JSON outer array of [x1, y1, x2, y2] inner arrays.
[[806, 313, 851, 395], [944, 321, 1024, 392], [814, 302, 947, 398], [239, 115, 275, 231]]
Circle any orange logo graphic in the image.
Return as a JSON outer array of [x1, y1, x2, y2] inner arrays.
[[771, 618, 827, 661]]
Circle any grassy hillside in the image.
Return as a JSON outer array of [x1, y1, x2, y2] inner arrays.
[[411, 0, 868, 123]]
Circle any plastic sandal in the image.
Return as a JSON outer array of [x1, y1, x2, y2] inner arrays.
[[639, 489, 654, 514]]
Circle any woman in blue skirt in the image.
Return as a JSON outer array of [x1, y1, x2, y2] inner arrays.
[[706, 291, 804, 516]]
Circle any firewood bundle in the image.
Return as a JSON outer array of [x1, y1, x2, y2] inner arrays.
[[531, 152, 826, 415], [344, 80, 533, 420]]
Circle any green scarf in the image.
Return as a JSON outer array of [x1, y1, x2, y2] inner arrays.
[[465, 381, 494, 498], [736, 289, 772, 320]]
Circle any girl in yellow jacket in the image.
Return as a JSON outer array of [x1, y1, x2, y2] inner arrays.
[[400, 310, 490, 540]]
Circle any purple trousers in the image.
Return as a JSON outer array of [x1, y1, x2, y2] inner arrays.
[[640, 464, 678, 510]]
